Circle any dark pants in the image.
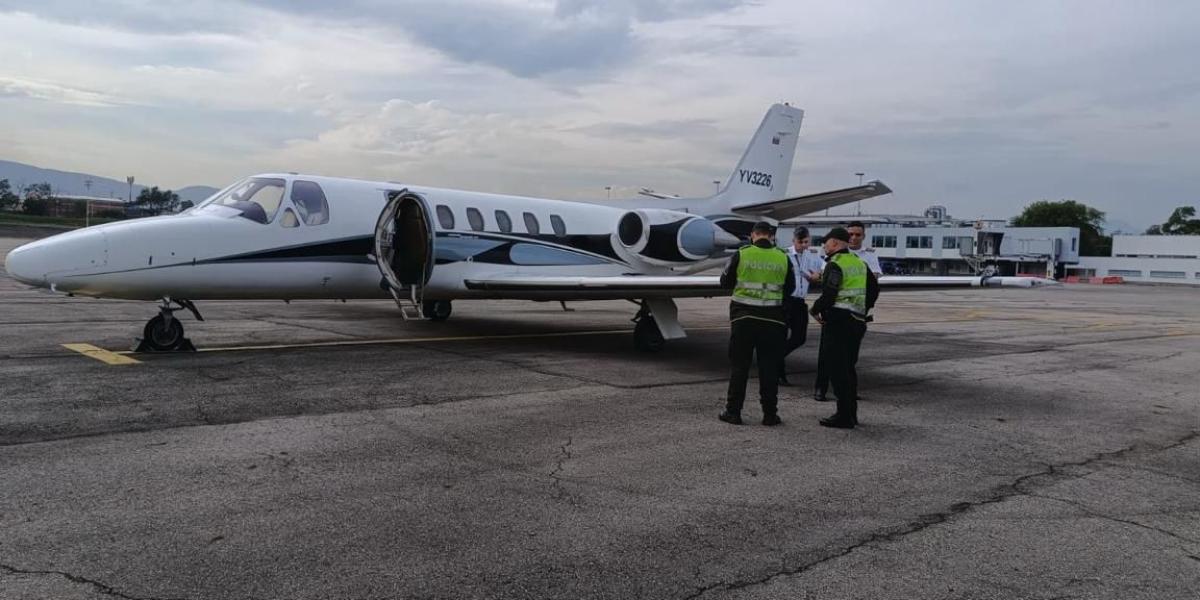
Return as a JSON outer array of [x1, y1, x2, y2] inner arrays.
[[778, 298, 809, 377], [725, 318, 786, 417], [815, 309, 867, 422], [815, 316, 865, 397]]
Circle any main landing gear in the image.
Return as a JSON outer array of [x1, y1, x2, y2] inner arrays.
[[136, 298, 203, 352], [631, 298, 686, 353], [632, 304, 666, 353], [421, 299, 452, 321]]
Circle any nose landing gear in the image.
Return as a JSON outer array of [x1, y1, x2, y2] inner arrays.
[[135, 298, 203, 352]]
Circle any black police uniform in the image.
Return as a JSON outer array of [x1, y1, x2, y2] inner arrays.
[[718, 238, 796, 424], [810, 248, 879, 427]]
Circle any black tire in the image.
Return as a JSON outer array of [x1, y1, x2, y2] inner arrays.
[[143, 314, 185, 351], [633, 315, 665, 352], [422, 300, 453, 321]]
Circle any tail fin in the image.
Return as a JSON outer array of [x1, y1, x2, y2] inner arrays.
[[711, 103, 804, 210]]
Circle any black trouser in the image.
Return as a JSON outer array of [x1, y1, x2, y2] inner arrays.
[[816, 309, 867, 422], [725, 317, 786, 417], [814, 316, 865, 397], [778, 298, 809, 377]]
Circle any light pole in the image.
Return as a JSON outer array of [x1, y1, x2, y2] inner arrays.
[[855, 172, 865, 216], [712, 180, 721, 194], [605, 186, 612, 200], [84, 179, 93, 227], [126, 176, 135, 207]]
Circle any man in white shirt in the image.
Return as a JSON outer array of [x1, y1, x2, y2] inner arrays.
[[814, 220, 883, 401], [848, 220, 883, 276], [778, 226, 825, 386]]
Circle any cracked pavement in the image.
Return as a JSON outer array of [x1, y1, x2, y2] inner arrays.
[[1, 234, 1199, 599]]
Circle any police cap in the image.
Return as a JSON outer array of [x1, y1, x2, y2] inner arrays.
[[826, 227, 851, 242], [751, 221, 774, 234]]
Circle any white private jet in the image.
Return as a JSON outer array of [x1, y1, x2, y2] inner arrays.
[[4, 103, 1052, 352]]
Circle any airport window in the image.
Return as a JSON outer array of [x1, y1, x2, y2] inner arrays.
[[466, 207, 484, 232], [495, 210, 512, 233], [436, 205, 455, 230], [290, 180, 330, 226], [279, 208, 299, 228], [871, 235, 897, 248], [941, 237, 959, 249], [523, 212, 540, 235], [550, 214, 567, 237], [1107, 269, 1142, 277], [1071, 238, 1077, 252], [906, 236, 933, 249], [1150, 270, 1186, 279]]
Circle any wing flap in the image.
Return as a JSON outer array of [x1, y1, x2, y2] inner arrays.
[[732, 181, 892, 221], [461, 273, 1054, 300]]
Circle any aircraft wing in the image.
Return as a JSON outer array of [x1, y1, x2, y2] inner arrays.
[[462, 273, 1054, 301], [731, 181, 893, 221], [464, 276, 728, 300]]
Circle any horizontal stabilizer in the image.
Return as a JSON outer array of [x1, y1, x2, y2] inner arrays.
[[732, 181, 892, 221]]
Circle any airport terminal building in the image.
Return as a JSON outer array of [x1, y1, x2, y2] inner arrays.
[[779, 207, 1080, 278], [1069, 235, 1200, 285]]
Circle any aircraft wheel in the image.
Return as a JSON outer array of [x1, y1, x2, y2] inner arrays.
[[143, 314, 185, 351], [422, 300, 453, 321], [633, 315, 665, 352]]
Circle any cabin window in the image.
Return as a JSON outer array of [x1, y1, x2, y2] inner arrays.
[[495, 210, 512, 233], [280, 208, 299, 228], [523, 212, 540, 235], [291, 180, 330, 225], [436, 205, 455, 230], [466, 207, 485, 232], [550, 214, 566, 238]]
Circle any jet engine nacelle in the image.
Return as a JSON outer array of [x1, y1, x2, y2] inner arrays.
[[613, 209, 740, 266]]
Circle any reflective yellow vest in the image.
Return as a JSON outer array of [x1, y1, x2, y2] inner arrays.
[[732, 245, 788, 307], [830, 251, 868, 315]]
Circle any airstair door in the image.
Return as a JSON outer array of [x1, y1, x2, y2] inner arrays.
[[374, 189, 434, 316]]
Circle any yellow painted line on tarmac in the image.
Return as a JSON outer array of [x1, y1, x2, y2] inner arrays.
[[63, 343, 142, 365], [104, 325, 734, 356]]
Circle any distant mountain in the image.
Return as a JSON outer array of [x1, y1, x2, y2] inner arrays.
[[0, 160, 218, 204]]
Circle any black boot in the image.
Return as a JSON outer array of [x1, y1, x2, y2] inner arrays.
[[718, 411, 743, 425]]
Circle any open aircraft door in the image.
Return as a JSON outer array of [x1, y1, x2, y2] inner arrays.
[[374, 189, 436, 319]]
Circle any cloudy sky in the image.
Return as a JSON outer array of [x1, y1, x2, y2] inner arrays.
[[1, 0, 1197, 230]]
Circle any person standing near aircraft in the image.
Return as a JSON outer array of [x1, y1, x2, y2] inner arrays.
[[810, 227, 878, 428], [813, 220, 883, 401], [718, 221, 795, 426], [778, 227, 824, 386]]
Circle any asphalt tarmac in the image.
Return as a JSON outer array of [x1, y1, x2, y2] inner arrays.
[[1, 232, 1198, 600]]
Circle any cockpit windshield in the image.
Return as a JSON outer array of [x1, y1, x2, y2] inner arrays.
[[194, 177, 286, 224]]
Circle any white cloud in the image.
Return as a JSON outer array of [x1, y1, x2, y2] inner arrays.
[[1, 1, 1199, 228], [0, 76, 125, 107]]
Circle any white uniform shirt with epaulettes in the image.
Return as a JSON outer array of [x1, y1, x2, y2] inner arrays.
[[786, 247, 825, 298], [851, 246, 882, 275]]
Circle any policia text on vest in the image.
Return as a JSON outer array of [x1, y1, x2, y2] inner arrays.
[[810, 227, 880, 429], [717, 223, 796, 426]]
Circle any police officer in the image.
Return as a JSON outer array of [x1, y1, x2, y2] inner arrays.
[[718, 221, 796, 426], [810, 227, 878, 428], [777, 226, 824, 386], [813, 220, 882, 402]]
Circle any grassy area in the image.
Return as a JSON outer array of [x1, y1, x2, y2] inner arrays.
[[0, 212, 124, 229]]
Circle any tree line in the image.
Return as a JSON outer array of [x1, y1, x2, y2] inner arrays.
[[1010, 200, 1198, 256], [0, 178, 189, 217]]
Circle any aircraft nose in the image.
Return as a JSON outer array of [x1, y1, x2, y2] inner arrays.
[[3, 230, 108, 288], [3, 243, 42, 285]]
